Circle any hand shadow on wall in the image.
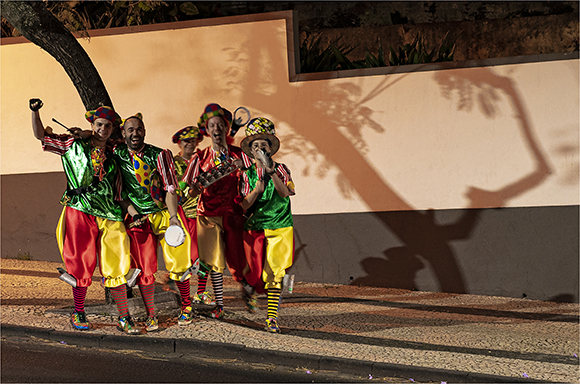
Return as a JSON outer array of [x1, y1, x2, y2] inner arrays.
[[230, 24, 551, 294]]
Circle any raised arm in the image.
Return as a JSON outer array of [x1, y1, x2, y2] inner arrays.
[[30, 98, 45, 140]]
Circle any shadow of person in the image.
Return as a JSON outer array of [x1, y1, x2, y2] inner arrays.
[[352, 247, 424, 290]]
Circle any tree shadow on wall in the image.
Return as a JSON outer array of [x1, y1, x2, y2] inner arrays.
[[354, 67, 551, 292], [228, 24, 551, 294]]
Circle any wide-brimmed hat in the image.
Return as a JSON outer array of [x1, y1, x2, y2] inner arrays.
[[172, 125, 202, 144], [240, 117, 280, 158], [120, 113, 144, 129], [85, 106, 121, 126], [197, 103, 232, 136]]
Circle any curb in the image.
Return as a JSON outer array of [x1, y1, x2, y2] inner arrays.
[[1, 324, 540, 383]]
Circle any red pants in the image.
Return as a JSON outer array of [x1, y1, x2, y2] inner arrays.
[[126, 206, 191, 285], [243, 227, 294, 294], [182, 216, 199, 264], [58, 206, 130, 288]]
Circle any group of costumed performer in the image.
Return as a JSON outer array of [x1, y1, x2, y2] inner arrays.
[[30, 100, 139, 334], [30, 97, 295, 334], [114, 113, 195, 330]]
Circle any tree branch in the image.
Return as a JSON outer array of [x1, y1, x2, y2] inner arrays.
[[1, 1, 113, 111]]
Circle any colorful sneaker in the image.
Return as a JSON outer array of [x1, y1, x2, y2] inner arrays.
[[265, 317, 281, 334], [211, 305, 224, 319], [145, 316, 159, 332], [241, 287, 258, 313], [117, 315, 140, 335], [178, 306, 194, 325], [193, 291, 216, 305], [70, 311, 89, 331]]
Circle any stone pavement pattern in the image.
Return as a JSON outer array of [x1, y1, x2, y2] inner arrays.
[[1, 259, 579, 383]]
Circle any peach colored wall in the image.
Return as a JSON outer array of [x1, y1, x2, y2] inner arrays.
[[2, 13, 578, 215]]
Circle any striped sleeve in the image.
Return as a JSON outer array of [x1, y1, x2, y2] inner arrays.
[[182, 152, 200, 185], [156, 149, 179, 190], [241, 151, 252, 169], [240, 171, 250, 197], [277, 163, 295, 196], [42, 133, 75, 155]]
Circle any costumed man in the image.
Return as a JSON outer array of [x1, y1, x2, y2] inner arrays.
[[113, 113, 194, 330], [30, 99, 139, 334], [182, 103, 252, 319], [172, 125, 214, 305], [239, 117, 295, 333]]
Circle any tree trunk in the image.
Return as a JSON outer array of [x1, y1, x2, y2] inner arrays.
[[1, 1, 113, 111]]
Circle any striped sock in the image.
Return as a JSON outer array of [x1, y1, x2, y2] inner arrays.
[[175, 280, 192, 309], [210, 271, 224, 307], [267, 288, 282, 319], [72, 286, 87, 313], [109, 285, 130, 317], [139, 283, 156, 317], [196, 274, 208, 295]]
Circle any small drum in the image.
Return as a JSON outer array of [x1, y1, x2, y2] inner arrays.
[[165, 225, 186, 247]]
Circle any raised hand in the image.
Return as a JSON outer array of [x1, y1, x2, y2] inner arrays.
[[29, 98, 43, 112]]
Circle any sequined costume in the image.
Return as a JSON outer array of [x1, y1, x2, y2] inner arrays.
[[240, 164, 295, 293], [43, 133, 131, 288], [182, 145, 252, 281], [114, 143, 192, 283]]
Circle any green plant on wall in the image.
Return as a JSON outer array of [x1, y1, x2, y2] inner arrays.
[[299, 33, 357, 73], [389, 31, 459, 66], [300, 31, 459, 73]]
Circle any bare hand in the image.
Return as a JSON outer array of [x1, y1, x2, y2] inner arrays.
[[74, 128, 92, 139], [264, 165, 276, 176], [188, 183, 203, 197], [169, 215, 181, 228], [232, 158, 244, 169], [254, 179, 265, 194]]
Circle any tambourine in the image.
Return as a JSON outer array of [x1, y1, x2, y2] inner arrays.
[[165, 225, 186, 247], [230, 107, 251, 137]]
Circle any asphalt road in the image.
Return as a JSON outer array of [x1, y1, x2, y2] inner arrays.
[[1, 337, 390, 383]]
